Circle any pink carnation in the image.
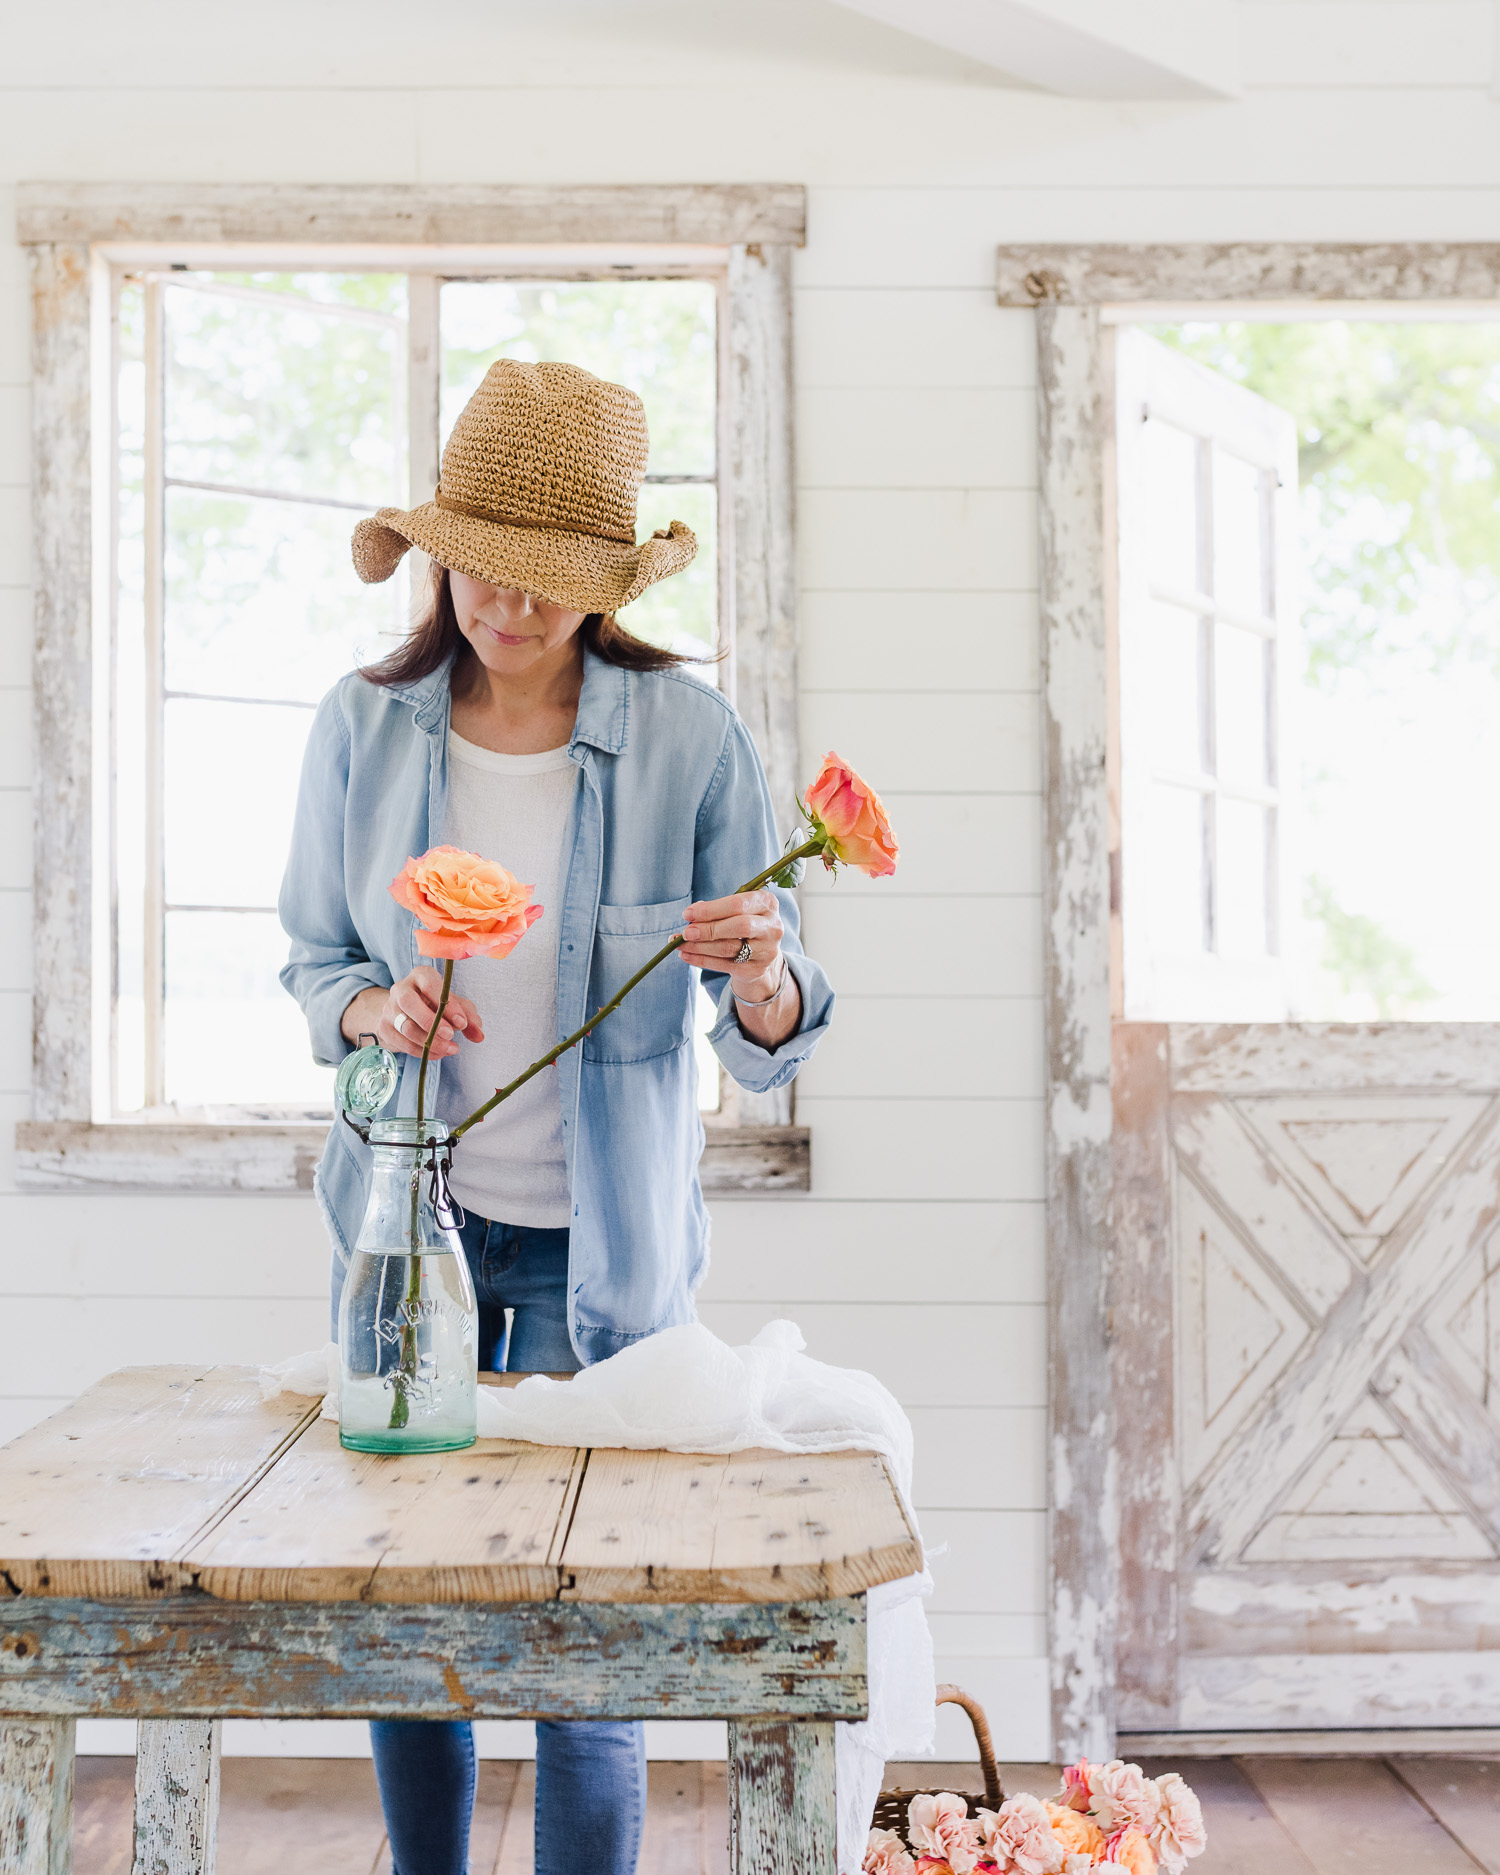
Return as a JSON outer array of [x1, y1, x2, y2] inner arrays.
[[1083, 1762, 1160, 1838], [1058, 1762, 1092, 1813], [1147, 1774, 1206, 1872], [976, 1795, 1066, 1875], [866, 1828, 918, 1875], [908, 1794, 983, 1875]]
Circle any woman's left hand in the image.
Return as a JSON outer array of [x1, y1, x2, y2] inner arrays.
[[680, 889, 787, 1003]]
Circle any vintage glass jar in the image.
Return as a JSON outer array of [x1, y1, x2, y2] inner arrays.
[[334, 1046, 478, 1452]]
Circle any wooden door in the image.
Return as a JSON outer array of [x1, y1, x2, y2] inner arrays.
[[1109, 331, 1500, 1737], [1114, 1022, 1500, 1734]]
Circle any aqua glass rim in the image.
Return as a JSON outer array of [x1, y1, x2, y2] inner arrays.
[[368, 1117, 452, 1146]]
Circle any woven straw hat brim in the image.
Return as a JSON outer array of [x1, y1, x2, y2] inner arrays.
[[352, 501, 696, 615]]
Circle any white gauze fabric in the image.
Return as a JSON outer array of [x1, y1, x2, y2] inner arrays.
[[260, 1319, 935, 1868]]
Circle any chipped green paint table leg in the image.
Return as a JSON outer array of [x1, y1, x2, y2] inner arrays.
[[0, 1596, 857, 1873]]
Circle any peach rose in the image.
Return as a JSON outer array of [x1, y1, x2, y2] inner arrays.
[[1147, 1775, 1205, 1872], [804, 751, 899, 877], [866, 1828, 917, 1875], [908, 1793, 982, 1875], [1046, 1802, 1105, 1860], [1103, 1829, 1156, 1875], [914, 1858, 954, 1875], [390, 845, 543, 960], [977, 1795, 1065, 1875]]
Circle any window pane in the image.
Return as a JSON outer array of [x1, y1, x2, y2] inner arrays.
[[164, 282, 403, 506], [1136, 601, 1205, 778], [1215, 621, 1270, 790], [1141, 783, 1207, 954], [165, 487, 401, 702], [1140, 418, 1200, 592], [1217, 797, 1270, 959], [441, 280, 716, 478], [626, 483, 719, 655], [165, 910, 333, 1109], [1213, 449, 1268, 618], [164, 699, 311, 908]]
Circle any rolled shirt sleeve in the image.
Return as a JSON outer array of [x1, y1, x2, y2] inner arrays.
[[693, 716, 834, 1095]]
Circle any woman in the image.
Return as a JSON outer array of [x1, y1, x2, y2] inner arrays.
[[279, 358, 834, 1875]]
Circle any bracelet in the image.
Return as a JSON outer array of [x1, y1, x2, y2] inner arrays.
[[733, 957, 789, 1008]]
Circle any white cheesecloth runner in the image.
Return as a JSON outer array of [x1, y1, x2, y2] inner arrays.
[[261, 1319, 936, 1870]]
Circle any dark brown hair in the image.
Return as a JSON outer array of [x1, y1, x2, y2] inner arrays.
[[360, 562, 718, 693]]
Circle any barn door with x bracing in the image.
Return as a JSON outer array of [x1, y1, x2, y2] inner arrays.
[[1114, 1022, 1500, 1735]]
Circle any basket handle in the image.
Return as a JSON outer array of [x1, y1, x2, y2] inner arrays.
[[936, 1683, 1004, 1809]]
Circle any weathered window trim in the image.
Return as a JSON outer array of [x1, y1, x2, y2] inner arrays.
[[998, 241, 1500, 1761], [16, 182, 807, 1193]]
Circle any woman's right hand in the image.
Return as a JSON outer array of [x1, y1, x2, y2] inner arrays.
[[340, 970, 485, 1060]]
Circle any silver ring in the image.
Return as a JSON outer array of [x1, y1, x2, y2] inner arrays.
[[735, 939, 753, 963], [393, 1011, 411, 1038]]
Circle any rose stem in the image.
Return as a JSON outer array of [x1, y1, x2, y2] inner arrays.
[[392, 956, 454, 1431], [450, 838, 822, 1141]]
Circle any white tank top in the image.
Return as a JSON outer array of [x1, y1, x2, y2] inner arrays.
[[441, 728, 578, 1229]]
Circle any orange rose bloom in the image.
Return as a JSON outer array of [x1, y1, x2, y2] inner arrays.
[[390, 845, 543, 960], [1105, 1829, 1157, 1875], [1046, 1803, 1105, 1860], [804, 751, 899, 878]]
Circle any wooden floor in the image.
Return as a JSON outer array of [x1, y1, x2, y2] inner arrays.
[[71, 1754, 1499, 1873]]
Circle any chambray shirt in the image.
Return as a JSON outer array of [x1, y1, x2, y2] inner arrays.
[[279, 651, 834, 1364]]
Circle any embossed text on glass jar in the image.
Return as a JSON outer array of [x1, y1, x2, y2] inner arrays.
[[337, 1118, 478, 1453]]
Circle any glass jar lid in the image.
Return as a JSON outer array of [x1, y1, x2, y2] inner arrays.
[[335, 1037, 399, 1121]]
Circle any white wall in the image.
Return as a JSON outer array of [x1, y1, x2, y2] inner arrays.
[[2, 0, 1497, 1764]]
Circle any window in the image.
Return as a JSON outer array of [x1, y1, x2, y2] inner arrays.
[[16, 183, 806, 1190], [112, 264, 725, 1122], [1112, 326, 1298, 1020]]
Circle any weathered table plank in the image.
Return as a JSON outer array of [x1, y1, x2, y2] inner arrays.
[[185, 1418, 584, 1603], [0, 1369, 319, 1599], [561, 1445, 921, 1603], [0, 1597, 868, 1721], [0, 1366, 919, 1607]]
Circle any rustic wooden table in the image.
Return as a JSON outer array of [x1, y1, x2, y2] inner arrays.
[[0, 1364, 921, 1875]]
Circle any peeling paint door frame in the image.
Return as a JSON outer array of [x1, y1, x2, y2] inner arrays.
[[997, 241, 1500, 1761]]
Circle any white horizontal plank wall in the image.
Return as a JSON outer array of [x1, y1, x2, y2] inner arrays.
[[4, 0, 1499, 1765]]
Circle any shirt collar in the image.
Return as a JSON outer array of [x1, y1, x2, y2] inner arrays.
[[569, 650, 628, 756], [387, 647, 628, 752]]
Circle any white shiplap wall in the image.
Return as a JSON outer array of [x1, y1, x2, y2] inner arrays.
[[2, 0, 1497, 1764]]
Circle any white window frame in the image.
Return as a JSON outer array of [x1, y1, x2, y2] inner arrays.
[[17, 182, 808, 1193]]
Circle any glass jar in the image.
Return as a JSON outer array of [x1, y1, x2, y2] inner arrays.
[[336, 1118, 478, 1453]]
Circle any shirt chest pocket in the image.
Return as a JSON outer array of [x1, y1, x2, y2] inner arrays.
[[585, 896, 693, 1064]]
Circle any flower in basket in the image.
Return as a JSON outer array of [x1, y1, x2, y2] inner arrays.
[[1044, 1803, 1105, 1862], [390, 845, 543, 959], [1068, 1763, 1160, 1840], [1102, 1828, 1157, 1875], [865, 1828, 918, 1875], [908, 1793, 983, 1875], [1146, 1775, 1206, 1874], [801, 750, 899, 877], [976, 1794, 1065, 1875]]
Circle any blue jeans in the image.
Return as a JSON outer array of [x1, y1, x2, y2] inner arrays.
[[369, 1217, 647, 1875]]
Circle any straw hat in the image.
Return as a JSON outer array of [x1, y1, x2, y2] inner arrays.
[[351, 358, 697, 614]]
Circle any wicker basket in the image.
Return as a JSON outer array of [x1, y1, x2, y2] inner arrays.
[[870, 1683, 1005, 1834]]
